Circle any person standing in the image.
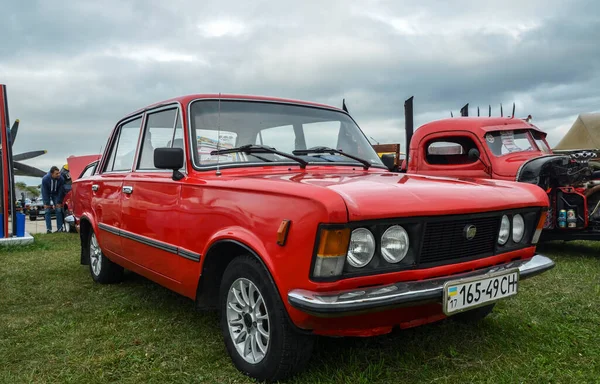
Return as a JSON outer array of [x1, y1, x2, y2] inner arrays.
[[41, 166, 65, 233]]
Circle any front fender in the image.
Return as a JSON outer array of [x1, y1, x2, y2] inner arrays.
[[202, 226, 273, 275]]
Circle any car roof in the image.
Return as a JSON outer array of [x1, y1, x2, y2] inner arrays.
[[411, 117, 547, 145], [121, 94, 344, 121]]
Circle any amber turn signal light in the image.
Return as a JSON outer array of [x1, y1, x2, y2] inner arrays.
[[532, 209, 548, 244], [277, 220, 291, 246], [317, 228, 351, 257]]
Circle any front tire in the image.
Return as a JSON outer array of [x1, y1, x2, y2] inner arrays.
[[88, 230, 123, 284], [219, 256, 314, 382]]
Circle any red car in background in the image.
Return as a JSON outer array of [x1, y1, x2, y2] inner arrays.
[[62, 155, 100, 232]]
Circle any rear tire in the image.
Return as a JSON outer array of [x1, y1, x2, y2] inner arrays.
[[219, 255, 314, 382], [88, 229, 123, 284], [450, 303, 495, 323]]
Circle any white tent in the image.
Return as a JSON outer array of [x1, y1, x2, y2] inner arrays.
[[554, 113, 600, 150]]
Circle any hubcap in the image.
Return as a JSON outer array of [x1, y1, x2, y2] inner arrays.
[[90, 233, 102, 276], [226, 278, 270, 364]]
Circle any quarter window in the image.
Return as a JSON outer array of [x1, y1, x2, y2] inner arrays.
[[104, 117, 142, 172]]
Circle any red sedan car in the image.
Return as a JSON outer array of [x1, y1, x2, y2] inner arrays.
[[72, 94, 554, 382]]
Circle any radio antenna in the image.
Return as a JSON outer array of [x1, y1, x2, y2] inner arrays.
[[216, 93, 222, 176]]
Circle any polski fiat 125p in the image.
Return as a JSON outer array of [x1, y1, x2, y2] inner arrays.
[[72, 94, 555, 382]]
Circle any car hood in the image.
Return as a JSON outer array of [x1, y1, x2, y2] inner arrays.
[[491, 151, 546, 178], [246, 170, 547, 221]]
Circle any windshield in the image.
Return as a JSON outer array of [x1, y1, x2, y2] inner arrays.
[[189, 100, 384, 168], [484, 130, 540, 156]]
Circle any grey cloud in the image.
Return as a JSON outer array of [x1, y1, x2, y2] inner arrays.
[[1, 0, 599, 183]]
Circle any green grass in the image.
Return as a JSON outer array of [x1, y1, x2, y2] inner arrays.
[[1, 235, 599, 383]]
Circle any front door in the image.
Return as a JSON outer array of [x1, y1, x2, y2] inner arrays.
[[120, 106, 186, 284], [94, 116, 143, 257]]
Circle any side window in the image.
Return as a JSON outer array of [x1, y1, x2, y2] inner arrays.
[[80, 162, 97, 178], [256, 125, 295, 154], [425, 137, 478, 165], [104, 117, 142, 172], [304, 121, 340, 149], [138, 109, 179, 170]]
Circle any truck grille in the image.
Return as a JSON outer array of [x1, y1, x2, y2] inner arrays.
[[419, 216, 500, 265]]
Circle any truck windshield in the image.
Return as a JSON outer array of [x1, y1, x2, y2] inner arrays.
[[189, 100, 384, 168], [484, 130, 540, 156]]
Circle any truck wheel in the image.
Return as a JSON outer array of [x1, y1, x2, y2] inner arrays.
[[219, 256, 314, 382], [451, 303, 495, 323], [88, 230, 123, 284]]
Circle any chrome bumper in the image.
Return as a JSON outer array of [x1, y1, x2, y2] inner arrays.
[[288, 254, 555, 317]]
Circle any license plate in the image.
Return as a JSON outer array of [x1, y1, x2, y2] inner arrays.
[[443, 269, 519, 315]]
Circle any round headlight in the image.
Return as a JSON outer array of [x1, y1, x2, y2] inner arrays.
[[498, 215, 510, 245], [347, 228, 375, 268], [513, 214, 525, 242], [381, 225, 409, 263]]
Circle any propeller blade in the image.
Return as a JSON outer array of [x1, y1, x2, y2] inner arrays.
[[512, 102, 515, 118], [489, 105, 491, 117], [13, 150, 47, 161], [10, 119, 19, 146], [500, 103, 503, 117], [460, 103, 469, 117], [451, 111, 454, 117], [342, 98, 349, 113], [477, 107, 480, 117], [13, 161, 47, 177]]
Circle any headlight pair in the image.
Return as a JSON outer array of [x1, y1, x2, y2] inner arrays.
[[498, 214, 525, 245], [347, 226, 409, 268]]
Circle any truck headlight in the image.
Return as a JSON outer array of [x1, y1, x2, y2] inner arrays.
[[347, 228, 375, 268], [381, 225, 409, 263], [512, 214, 525, 242], [498, 215, 510, 245]]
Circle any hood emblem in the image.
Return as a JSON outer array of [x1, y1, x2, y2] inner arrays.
[[464, 225, 477, 240]]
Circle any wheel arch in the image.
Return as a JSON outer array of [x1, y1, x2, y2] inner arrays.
[[195, 238, 279, 310], [77, 214, 97, 265]]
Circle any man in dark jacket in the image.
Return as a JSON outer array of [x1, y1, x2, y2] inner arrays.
[[41, 166, 65, 233]]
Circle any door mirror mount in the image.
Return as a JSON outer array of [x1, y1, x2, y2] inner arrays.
[[468, 148, 481, 161]]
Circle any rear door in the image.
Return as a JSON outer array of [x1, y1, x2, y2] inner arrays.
[[92, 116, 143, 257]]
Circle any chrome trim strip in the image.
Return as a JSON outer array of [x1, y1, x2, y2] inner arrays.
[[288, 254, 555, 317], [98, 223, 120, 236], [178, 248, 201, 262], [97, 223, 200, 262]]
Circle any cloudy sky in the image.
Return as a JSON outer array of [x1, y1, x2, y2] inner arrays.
[[1, 0, 599, 183]]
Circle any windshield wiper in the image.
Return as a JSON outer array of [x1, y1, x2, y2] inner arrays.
[[292, 146, 371, 170], [211, 144, 308, 168]]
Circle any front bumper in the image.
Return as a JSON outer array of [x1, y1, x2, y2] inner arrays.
[[288, 254, 554, 317]]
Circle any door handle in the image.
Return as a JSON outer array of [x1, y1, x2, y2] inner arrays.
[[92, 184, 99, 192], [122, 186, 133, 194]]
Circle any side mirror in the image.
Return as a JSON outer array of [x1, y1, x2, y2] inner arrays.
[[468, 148, 481, 161], [154, 147, 184, 181], [380, 154, 397, 172]]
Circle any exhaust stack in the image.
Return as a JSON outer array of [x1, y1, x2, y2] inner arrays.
[[404, 96, 414, 169]]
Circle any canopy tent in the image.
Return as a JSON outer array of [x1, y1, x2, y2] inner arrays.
[[554, 113, 600, 151]]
